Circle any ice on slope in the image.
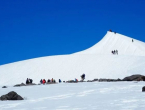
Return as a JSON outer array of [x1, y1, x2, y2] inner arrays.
[[0, 31, 145, 85]]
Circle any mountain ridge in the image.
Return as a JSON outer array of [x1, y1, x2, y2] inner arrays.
[[74, 31, 145, 56], [0, 31, 145, 85]]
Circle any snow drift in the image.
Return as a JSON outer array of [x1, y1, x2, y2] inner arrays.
[[0, 31, 145, 85]]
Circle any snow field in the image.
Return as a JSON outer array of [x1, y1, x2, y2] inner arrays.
[[0, 82, 145, 110]]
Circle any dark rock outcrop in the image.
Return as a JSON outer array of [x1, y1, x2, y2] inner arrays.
[[14, 83, 26, 87], [46, 82, 57, 84], [2, 86, 7, 88], [142, 86, 145, 92], [87, 80, 93, 82], [116, 78, 122, 81], [99, 78, 108, 82], [98, 78, 122, 82], [26, 83, 37, 86], [78, 80, 86, 82], [93, 79, 98, 82], [123, 75, 145, 81], [66, 80, 78, 83], [0, 91, 23, 101], [14, 83, 37, 87]]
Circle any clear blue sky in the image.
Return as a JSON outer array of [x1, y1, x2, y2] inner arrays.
[[0, 0, 145, 65]]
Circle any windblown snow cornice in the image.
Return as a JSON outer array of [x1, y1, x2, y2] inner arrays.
[[74, 31, 145, 56]]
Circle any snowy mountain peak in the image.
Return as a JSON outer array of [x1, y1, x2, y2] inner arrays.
[[0, 31, 145, 86], [74, 31, 145, 56]]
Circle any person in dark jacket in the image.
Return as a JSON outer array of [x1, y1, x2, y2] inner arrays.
[[26, 78, 29, 84], [81, 74, 85, 81], [40, 79, 43, 84], [112, 51, 114, 54], [114, 50, 116, 54], [116, 50, 118, 55], [29, 79, 33, 84], [59, 79, 61, 83], [47, 79, 50, 83]]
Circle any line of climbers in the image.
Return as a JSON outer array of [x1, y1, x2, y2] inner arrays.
[[112, 50, 118, 55], [40, 78, 57, 84], [109, 29, 134, 43], [109, 29, 116, 34], [25, 74, 86, 85]]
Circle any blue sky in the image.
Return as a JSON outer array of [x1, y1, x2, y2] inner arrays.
[[0, 0, 145, 65]]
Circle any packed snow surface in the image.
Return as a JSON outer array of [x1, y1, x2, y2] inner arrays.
[[0, 82, 145, 110], [0, 31, 145, 85]]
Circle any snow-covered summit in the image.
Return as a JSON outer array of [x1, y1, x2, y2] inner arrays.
[[0, 31, 145, 86], [74, 31, 145, 56]]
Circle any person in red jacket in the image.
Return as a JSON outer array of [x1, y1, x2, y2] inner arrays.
[[42, 79, 46, 84]]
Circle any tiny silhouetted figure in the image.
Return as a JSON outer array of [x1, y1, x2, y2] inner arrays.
[[114, 50, 116, 54], [132, 39, 134, 42], [29, 79, 33, 84], [109, 29, 112, 32], [112, 51, 114, 54], [40, 79, 43, 84], [51, 78, 54, 82], [59, 79, 61, 83], [116, 50, 118, 55], [54, 79, 56, 83], [47, 79, 50, 83], [114, 32, 116, 34], [75, 78, 78, 82], [81, 74, 85, 81], [26, 78, 29, 84]]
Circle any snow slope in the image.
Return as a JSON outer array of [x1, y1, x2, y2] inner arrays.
[[0, 31, 145, 85], [0, 82, 145, 110], [74, 31, 145, 56]]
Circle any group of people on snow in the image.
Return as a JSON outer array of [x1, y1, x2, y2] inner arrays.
[[25, 74, 86, 85], [109, 30, 134, 55], [112, 50, 118, 55], [40, 78, 57, 84], [26, 78, 33, 84], [66, 74, 85, 82], [109, 29, 116, 34]]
